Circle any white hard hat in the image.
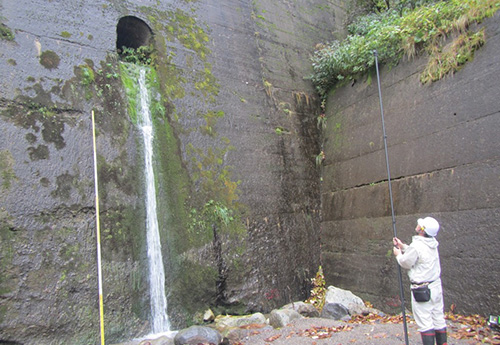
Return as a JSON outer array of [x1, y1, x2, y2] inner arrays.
[[417, 217, 439, 237], [418, 217, 440, 237]]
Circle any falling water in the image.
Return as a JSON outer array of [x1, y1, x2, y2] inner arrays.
[[137, 67, 171, 333]]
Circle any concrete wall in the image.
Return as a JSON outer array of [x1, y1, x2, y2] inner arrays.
[[321, 13, 500, 315], [0, 0, 345, 343]]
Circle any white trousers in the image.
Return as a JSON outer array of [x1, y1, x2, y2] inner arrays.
[[411, 279, 447, 332]]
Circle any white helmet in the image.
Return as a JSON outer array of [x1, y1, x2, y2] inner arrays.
[[418, 217, 440, 237]]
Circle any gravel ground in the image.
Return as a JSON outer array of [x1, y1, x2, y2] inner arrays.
[[230, 317, 481, 345], [113, 316, 497, 345]]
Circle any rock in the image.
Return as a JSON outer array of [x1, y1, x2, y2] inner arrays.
[[324, 286, 365, 315], [224, 324, 273, 344], [269, 308, 304, 328], [282, 301, 320, 317], [141, 336, 175, 345], [173, 326, 222, 345], [111, 334, 176, 345], [204, 308, 216, 322], [215, 312, 267, 329], [320, 302, 350, 320]]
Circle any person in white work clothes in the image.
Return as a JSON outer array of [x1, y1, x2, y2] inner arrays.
[[393, 217, 448, 345]]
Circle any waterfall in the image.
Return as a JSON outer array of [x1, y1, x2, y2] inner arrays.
[[137, 67, 171, 333]]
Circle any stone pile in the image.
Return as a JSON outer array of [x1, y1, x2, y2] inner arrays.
[[112, 285, 384, 345]]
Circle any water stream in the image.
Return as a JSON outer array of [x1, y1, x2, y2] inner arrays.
[[137, 66, 171, 333]]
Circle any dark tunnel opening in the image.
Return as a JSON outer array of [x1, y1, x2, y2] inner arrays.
[[116, 16, 153, 63]]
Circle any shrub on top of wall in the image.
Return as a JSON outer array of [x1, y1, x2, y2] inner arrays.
[[310, 0, 500, 99]]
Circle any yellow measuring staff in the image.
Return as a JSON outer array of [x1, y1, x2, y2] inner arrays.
[[91, 110, 106, 345]]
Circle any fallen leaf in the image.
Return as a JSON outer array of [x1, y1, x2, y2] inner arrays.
[[264, 334, 282, 342]]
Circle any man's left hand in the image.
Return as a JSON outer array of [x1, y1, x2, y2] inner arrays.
[[393, 247, 401, 256]]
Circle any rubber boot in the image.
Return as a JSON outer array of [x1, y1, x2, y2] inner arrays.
[[435, 328, 448, 345], [420, 330, 435, 345]]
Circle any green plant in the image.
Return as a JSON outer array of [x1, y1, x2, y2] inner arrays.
[[119, 45, 155, 65], [0, 23, 14, 41], [420, 28, 485, 83], [310, 0, 500, 99], [188, 200, 239, 304], [79, 65, 95, 86], [315, 151, 326, 167], [317, 113, 327, 130]]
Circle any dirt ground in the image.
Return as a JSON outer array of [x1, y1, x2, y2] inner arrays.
[[229, 317, 490, 345], [114, 314, 498, 345]]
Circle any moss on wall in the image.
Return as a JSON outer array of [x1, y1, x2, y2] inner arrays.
[[0, 150, 17, 190], [0, 23, 14, 41], [39, 50, 61, 70], [0, 208, 15, 297]]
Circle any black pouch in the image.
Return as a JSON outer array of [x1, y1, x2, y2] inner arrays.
[[411, 284, 431, 302]]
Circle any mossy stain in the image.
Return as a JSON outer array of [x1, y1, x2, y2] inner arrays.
[[39, 50, 60, 70]]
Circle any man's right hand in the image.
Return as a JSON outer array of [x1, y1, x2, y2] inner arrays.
[[393, 237, 404, 249]]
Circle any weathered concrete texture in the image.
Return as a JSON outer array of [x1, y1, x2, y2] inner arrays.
[[321, 13, 500, 315], [1, 0, 344, 344], [182, 0, 346, 312], [0, 1, 151, 344]]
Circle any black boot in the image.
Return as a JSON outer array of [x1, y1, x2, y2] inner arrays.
[[421, 330, 435, 345], [435, 327, 447, 345]]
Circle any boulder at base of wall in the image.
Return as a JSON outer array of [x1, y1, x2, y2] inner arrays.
[[269, 308, 304, 328], [173, 325, 223, 345], [324, 285, 366, 315], [282, 301, 320, 317], [320, 302, 351, 320]]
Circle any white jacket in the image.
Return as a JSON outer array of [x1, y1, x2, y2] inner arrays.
[[396, 236, 441, 284]]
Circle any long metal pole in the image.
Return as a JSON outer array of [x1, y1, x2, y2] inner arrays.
[[373, 50, 409, 345], [91, 110, 106, 345]]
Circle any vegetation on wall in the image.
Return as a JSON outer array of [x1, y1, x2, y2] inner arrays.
[[0, 23, 14, 41], [125, 5, 247, 320], [119, 45, 155, 66], [138, 5, 242, 218], [310, 0, 500, 99], [0, 150, 17, 190], [39, 50, 61, 70]]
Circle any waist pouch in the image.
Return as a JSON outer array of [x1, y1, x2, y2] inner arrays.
[[411, 283, 431, 302]]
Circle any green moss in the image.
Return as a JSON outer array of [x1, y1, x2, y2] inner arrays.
[[0, 150, 17, 190], [7, 58, 16, 66], [109, 5, 249, 325], [60, 31, 72, 38], [97, 151, 138, 201], [27, 144, 49, 161], [78, 64, 95, 86], [0, 23, 14, 41], [39, 50, 60, 70], [119, 63, 140, 123], [0, 208, 15, 297], [100, 205, 145, 261]]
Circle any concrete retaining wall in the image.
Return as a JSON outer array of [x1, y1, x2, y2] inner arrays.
[[321, 13, 500, 315]]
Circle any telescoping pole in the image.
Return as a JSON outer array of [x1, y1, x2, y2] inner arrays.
[[373, 50, 409, 345], [91, 110, 106, 345]]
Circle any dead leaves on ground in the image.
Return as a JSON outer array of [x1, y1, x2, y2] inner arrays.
[[298, 325, 353, 339], [349, 313, 414, 325], [446, 311, 500, 344], [261, 325, 353, 343], [348, 307, 500, 345]]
